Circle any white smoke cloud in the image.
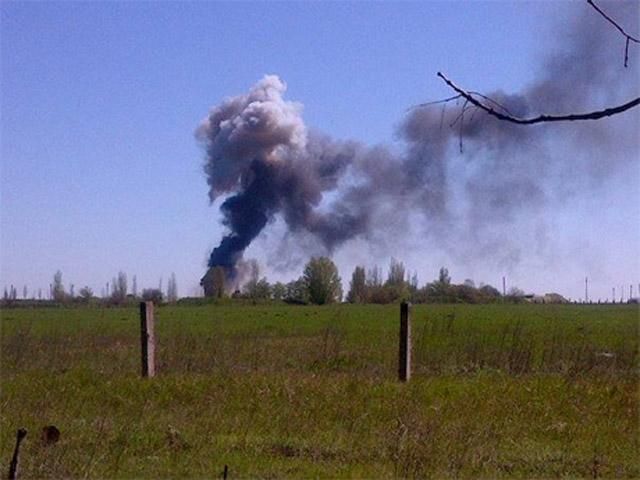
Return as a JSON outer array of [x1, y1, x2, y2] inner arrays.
[[197, 75, 307, 200]]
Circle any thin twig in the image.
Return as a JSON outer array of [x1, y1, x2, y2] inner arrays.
[[468, 91, 515, 116], [413, 94, 462, 110], [587, 0, 639, 43], [457, 100, 469, 153], [468, 104, 481, 124], [449, 101, 472, 128], [439, 102, 447, 130], [625, 37, 630, 68], [587, 0, 639, 67]]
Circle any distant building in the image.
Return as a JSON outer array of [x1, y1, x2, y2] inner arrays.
[[524, 293, 568, 304], [529, 295, 545, 304], [543, 293, 569, 304]]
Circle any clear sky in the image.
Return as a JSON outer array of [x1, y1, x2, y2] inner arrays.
[[1, 1, 638, 301]]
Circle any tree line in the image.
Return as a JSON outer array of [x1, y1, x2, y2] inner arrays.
[[2, 270, 179, 306], [3, 258, 524, 307], [207, 257, 519, 305]]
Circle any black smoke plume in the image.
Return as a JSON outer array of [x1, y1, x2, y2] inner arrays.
[[197, 1, 638, 277], [196, 76, 362, 278]]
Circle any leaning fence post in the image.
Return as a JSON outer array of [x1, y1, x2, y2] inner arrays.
[[399, 302, 412, 382], [140, 301, 156, 378], [8, 428, 26, 480]]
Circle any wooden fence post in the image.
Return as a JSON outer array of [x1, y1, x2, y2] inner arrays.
[[399, 302, 412, 382], [8, 428, 26, 480], [140, 301, 156, 378]]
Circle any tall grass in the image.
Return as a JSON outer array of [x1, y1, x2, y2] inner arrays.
[[413, 309, 637, 377], [1, 303, 638, 478], [3, 304, 635, 379]]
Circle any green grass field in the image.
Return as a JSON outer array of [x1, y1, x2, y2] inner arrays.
[[1, 303, 638, 478]]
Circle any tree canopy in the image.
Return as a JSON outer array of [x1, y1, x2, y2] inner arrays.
[[302, 257, 343, 305]]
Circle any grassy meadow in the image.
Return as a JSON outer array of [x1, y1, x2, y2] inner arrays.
[[1, 303, 638, 478]]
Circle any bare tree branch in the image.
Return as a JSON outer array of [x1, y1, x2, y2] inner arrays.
[[422, 1, 640, 130], [436, 72, 640, 125], [587, 0, 639, 67]]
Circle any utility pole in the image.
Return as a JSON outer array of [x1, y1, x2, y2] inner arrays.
[[502, 276, 506, 297], [585, 277, 588, 303]]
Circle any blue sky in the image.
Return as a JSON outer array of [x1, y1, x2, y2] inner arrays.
[[1, 1, 638, 300]]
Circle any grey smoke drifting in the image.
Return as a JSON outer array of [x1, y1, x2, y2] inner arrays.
[[197, 1, 638, 275]]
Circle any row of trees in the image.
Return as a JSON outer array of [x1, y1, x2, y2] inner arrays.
[[219, 257, 515, 305], [345, 260, 510, 304], [341, 259, 515, 304], [2, 271, 180, 305], [4, 259, 520, 306], [208, 257, 343, 305]]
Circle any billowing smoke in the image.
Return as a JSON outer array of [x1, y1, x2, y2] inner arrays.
[[197, 1, 638, 278], [196, 75, 365, 279]]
